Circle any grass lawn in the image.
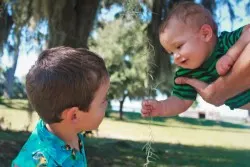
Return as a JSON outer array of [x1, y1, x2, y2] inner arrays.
[[1, 100, 250, 166]]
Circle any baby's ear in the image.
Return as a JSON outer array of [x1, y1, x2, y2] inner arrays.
[[199, 24, 213, 42]]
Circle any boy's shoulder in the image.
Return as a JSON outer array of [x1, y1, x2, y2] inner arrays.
[[12, 120, 51, 166], [12, 150, 49, 167], [12, 120, 87, 167]]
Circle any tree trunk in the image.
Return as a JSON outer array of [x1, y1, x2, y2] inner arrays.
[[4, 53, 20, 98], [4, 31, 20, 98], [148, 0, 172, 81], [4, 68, 14, 98], [119, 94, 127, 120], [201, 0, 216, 14], [0, 2, 13, 57], [48, 0, 99, 48], [167, 0, 194, 10]]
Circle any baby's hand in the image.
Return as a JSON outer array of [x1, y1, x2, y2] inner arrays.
[[216, 55, 235, 76], [141, 99, 164, 117]]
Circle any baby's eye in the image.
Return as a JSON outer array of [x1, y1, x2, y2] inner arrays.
[[177, 44, 183, 49]]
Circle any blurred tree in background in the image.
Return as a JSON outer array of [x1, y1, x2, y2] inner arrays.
[[0, 0, 99, 98], [89, 15, 151, 119]]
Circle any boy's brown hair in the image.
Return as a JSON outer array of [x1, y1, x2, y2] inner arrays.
[[26, 46, 108, 124], [159, 1, 217, 35]]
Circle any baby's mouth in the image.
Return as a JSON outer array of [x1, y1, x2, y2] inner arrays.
[[180, 57, 187, 64]]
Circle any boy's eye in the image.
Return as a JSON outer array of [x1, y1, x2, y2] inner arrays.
[[102, 98, 107, 103]]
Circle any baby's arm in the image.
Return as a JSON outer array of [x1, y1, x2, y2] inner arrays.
[[141, 96, 193, 117], [217, 24, 250, 76]]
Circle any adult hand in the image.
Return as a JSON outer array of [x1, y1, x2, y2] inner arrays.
[[175, 77, 224, 106]]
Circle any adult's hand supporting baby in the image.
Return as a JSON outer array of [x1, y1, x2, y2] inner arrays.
[[175, 77, 222, 106], [175, 43, 250, 106], [216, 25, 250, 76]]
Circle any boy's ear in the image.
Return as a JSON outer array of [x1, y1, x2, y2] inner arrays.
[[199, 24, 213, 42], [62, 107, 79, 123]]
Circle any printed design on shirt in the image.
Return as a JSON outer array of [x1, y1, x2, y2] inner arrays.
[[32, 151, 48, 167], [62, 139, 83, 160]]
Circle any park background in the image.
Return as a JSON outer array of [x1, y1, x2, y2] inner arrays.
[[1, 0, 250, 166]]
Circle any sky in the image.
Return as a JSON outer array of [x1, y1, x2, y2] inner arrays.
[[2, 1, 250, 117]]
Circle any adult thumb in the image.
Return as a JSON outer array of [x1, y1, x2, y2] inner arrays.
[[175, 77, 208, 94]]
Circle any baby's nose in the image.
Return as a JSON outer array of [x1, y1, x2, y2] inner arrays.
[[173, 53, 182, 64], [173, 53, 180, 60]]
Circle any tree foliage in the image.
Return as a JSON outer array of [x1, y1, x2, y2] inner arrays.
[[89, 16, 152, 119], [0, 0, 99, 97]]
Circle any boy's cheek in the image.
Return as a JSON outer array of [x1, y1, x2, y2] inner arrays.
[[103, 101, 108, 110]]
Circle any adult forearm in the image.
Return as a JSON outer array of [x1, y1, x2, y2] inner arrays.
[[213, 43, 250, 102], [225, 25, 250, 62]]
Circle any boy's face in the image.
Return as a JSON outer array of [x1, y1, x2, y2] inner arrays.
[[77, 78, 110, 131], [159, 18, 212, 69]]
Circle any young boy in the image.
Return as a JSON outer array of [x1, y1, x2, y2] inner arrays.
[[12, 46, 110, 166], [141, 2, 250, 118]]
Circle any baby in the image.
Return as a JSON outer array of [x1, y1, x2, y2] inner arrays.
[[141, 2, 250, 118]]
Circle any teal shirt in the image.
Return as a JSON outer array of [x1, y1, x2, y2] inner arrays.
[[173, 26, 250, 109], [12, 120, 87, 167]]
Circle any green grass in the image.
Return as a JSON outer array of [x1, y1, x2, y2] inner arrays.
[[110, 111, 250, 130], [85, 137, 250, 167], [2, 131, 250, 167], [99, 113, 250, 150], [1, 100, 250, 166]]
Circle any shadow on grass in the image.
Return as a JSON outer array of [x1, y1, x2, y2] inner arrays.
[[109, 111, 250, 131], [0, 130, 30, 167], [2, 129, 250, 167], [86, 137, 250, 167], [0, 98, 29, 110]]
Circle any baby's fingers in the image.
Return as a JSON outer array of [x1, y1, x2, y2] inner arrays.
[[142, 100, 158, 109]]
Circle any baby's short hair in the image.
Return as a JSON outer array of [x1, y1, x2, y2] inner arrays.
[[159, 1, 217, 35], [26, 46, 108, 124]]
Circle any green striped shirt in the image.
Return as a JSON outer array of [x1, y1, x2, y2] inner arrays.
[[172, 26, 249, 109]]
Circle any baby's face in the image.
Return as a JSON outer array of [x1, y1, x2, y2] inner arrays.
[[160, 18, 212, 69]]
